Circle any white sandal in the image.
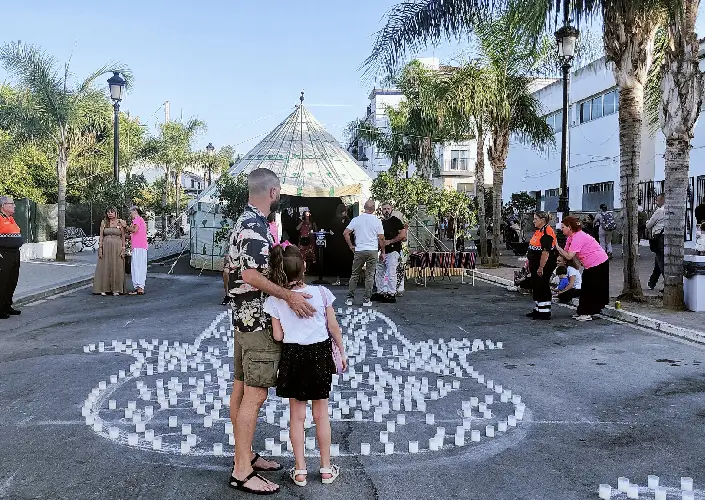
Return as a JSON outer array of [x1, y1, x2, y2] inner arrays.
[[289, 467, 307, 487], [320, 465, 340, 484]]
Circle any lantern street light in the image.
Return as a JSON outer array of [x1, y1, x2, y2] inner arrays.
[[107, 71, 126, 181], [554, 19, 579, 236], [205, 142, 215, 186]]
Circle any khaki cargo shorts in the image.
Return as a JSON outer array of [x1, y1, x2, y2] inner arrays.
[[234, 327, 282, 388]]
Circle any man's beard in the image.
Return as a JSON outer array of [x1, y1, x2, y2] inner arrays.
[[269, 196, 281, 214]]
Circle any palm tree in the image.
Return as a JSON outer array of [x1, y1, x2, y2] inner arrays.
[[365, 0, 667, 298], [143, 119, 205, 236], [646, 2, 703, 309], [438, 12, 555, 265], [0, 41, 129, 261]]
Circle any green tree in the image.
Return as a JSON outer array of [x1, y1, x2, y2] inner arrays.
[[644, 3, 702, 309], [364, 0, 669, 296], [143, 119, 205, 234], [214, 172, 249, 243], [0, 42, 129, 260]]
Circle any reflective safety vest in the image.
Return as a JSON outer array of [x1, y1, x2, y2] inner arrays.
[[528, 225, 557, 252], [0, 212, 22, 249]]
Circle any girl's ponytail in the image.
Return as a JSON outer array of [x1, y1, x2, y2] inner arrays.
[[270, 245, 288, 287]]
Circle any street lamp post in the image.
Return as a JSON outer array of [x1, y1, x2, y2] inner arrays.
[[555, 15, 579, 233], [206, 142, 215, 186], [107, 72, 126, 181]]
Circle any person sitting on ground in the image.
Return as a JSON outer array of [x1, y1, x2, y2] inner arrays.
[[552, 258, 582, 305], [552, 266, 570, 294], [263, 244, 347, 488]]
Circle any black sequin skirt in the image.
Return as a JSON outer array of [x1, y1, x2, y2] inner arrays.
[[276, 338, 336, 401]]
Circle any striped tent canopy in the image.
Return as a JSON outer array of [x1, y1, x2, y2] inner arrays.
[[190, 96, 371, 271], [197, 96, 371, 203]]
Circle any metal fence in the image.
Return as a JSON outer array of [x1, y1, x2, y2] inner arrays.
[[12, 198, 104, 243]]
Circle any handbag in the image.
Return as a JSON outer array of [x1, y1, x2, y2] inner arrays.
[[318, 286, 344, 374]]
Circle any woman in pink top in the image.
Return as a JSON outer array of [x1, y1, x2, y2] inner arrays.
[[126, 206, 148, 295], [556, 216, 609, 321]]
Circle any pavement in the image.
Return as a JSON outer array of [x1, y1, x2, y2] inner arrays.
[[1, 259, 704, 499], [14, 237, 190, 306], [474, 242, 705, 336]]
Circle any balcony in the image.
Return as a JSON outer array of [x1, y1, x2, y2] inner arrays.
[[440, 158, 473, 176]]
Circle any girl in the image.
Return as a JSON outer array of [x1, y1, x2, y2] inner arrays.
[[263, 245, 347, 487], [553, 255, 582, 305]]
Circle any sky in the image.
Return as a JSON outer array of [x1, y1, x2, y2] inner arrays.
[[0, 0, 457, 155], [3, 2, 704, 158]]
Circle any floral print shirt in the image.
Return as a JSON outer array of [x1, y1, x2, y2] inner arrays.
[[227, 204, 275, 332]]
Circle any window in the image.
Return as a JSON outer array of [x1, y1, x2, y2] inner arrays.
[[580, 101, 591, 124], [545, 188, 560, 197], [603, 90, 617, 116], [591, 95, 603, 120], [450, 150, 469, 171], [583, 181, 614, 193], [190, 179, 195, 189], [544, 111, 563, 133]]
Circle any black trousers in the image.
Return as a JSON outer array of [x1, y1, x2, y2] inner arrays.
[[557, 288, 581, 303], [0, 249, 20, 311], [529, 255, 557, 317], [578, 260, 609, 316]]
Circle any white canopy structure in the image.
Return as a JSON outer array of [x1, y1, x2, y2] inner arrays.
[[190, 93, 372, 270]]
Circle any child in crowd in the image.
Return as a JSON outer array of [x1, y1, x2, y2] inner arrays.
[[263, 245, 347, 488], [552, 257, 582, 303]]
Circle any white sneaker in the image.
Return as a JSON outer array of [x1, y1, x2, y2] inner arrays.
[[362, 301, 372, 307], [345, 299, 353, 306], [575, 315, 593, 321]]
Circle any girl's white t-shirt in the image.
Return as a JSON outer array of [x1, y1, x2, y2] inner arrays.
[[263, 285, 335, 345], [567, 266, 582, 290]]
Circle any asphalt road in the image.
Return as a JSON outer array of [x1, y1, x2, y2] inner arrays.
[[1, 259, 704, 500]]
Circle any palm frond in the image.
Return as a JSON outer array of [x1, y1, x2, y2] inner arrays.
[[645, 26, 668, 132]]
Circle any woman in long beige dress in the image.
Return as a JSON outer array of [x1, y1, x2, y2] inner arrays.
[[92, 208, 126, 296]]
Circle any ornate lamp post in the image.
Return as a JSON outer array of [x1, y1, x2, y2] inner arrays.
[[107, 71, 126, 181], [205, 142, 215, 186], [555, 21, 579, 237]]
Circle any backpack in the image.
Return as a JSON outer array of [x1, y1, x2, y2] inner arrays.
[[601, 211, 617, 231]]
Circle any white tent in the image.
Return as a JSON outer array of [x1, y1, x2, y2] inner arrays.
[[190, 96, 372, 270]]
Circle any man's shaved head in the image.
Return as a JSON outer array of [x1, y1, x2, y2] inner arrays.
[[363, 199, 376, 213], [248, 168, 280, 196]]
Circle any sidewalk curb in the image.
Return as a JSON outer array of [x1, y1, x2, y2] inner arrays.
[[473, 270, 705, 345], [15, 250, 185, 307], [15, 276, 94, 306]]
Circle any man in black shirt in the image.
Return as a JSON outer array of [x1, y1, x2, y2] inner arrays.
[[373, 202, 407, 303]]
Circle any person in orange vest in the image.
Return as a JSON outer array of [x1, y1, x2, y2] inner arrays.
[[0, 195, 23, 319], [525, 211, 558, 320]]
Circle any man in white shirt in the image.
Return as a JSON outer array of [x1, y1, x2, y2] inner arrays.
[[344, 199, 385, 307], [646, 194, 665, 291]]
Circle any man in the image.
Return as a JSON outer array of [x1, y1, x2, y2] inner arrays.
[[372, 203, 407, 303], [125, 206, 148, 295], [0, 196, 22, 319], [595, 203, 616, 259], [646, 194, 666, 292], [344, 199, 384, 307], [228, 168, 316, 495]]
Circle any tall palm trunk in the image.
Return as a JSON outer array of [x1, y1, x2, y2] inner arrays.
[[161, 165, 170, 239], [663, 140, 690, 308], [603, 6, 658, 300], [475, 129, 488, 264], [418, 136, 433, 178], [56, 144, 68, 262], [617, 85, 645, 298], [488, 130, 509, 266], [660, 0, 702, 309], [491, 162, 504, 265]]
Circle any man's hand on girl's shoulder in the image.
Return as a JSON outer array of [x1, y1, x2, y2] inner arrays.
[[285, 290, 316, 318]]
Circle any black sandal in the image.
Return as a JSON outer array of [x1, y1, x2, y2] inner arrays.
[[229, 470, 279, 495], [251, 452, 283, 472]]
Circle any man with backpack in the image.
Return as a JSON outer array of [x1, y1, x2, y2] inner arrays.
[[595, 203, 616, 259]]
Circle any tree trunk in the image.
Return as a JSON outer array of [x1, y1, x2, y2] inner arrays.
[[55, 147, 68, 262], [490, 163, 504, 266], [663, 139, 689, 309], [616, 85, 646, 300], [161, 165, 170, 240], [659, 0, 702, 309], [175, 172, 181, 219], [475, 130, 488, 264], [418, 137, 433, 179]]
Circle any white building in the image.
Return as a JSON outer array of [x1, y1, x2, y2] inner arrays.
[[504, 46, 705, 245], [350, 58, 492, 194]]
